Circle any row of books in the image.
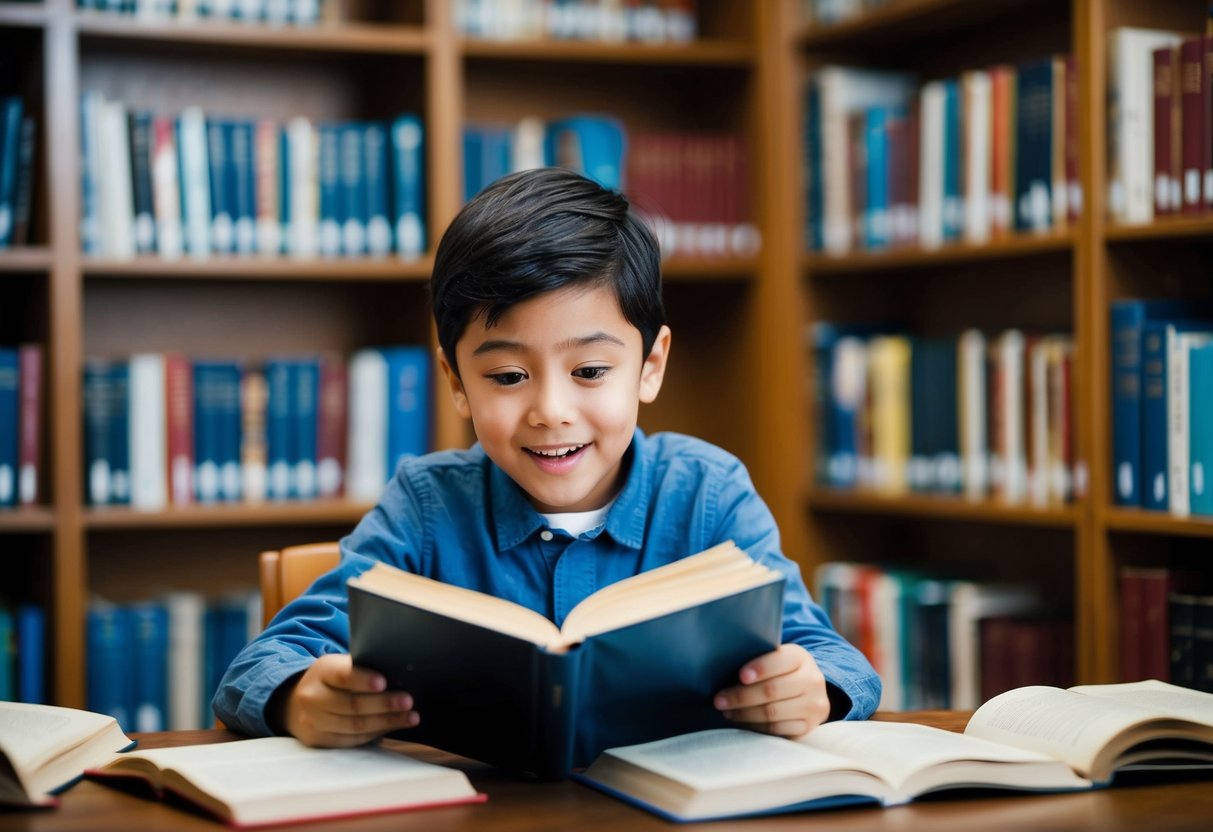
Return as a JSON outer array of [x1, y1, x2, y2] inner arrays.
[[0, 96, 37, 250], [810, 325, 1076, 506], [1111, 299, 1213, 515], [79, 93, 426, 261], [1120, 566, 1213, 693], [82, 348, 430, 509], [0, 344, 43, 509], [813, 561, 1070, 712], [0, 603, 45, 704], [75, 0, 330, 26], [454, 0, 697, 43], [87, 590, 259, 733], [1110, 26, 1213, 224], [464, 115, 758, 259], [800, 0, 891, 27], [804, 55, 1079, 255]]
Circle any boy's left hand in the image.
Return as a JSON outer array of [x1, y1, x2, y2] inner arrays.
[[713, 643, 830, 738]]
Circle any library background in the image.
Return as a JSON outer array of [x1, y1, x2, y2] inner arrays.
[[0, 0, 1211, 732]]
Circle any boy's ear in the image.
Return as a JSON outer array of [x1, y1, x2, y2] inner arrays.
[[437, 348, 472, 419], [638, 325, 672, 404]]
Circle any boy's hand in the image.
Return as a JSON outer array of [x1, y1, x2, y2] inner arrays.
[[283, 654, 420, 747], [713, 643, 830, 738]]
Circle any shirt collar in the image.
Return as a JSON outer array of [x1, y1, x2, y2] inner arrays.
[[488, 427, 651, 552]]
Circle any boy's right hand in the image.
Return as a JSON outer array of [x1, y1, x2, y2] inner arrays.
[[282, 654, 420, 747]]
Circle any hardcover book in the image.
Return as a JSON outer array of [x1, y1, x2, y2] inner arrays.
[[348, 541, 784, 779]]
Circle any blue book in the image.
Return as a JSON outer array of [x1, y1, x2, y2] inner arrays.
[[390, 114, 425, 258], [277, 124, 292, 255], [87, 604, 132, 730], [292, 358, 319, 500], [107, 362, 130, 506], [207, 117, 234, 254], [1189, 343, 1213, 516], [127, 108, 157, 255], [79, 92, 102, 254], [204, 595, 251, 724], [363, 122, 392, 257], [129, 602, 169, 732], [545, 115, 627, 191], [462, 125, 483, 203], [0, 96, 24, 248], [16, 604, 45, 703], [339, 122, 366, 256], [803, 80, 823, 251], [264, 358, 293, 500], [317, 123, 342, 257], [1110, 300, 1210, 507], [0, 606, 13, 700], [384, 347, 431, 476], [0, 347, 17, 506], [192, 361, 229, 503], [229, 119, 257, 255], [941, 79, 963, 242], [82, 359, 113, 505], [864, 106, 891, 250], [219, 362, 243, 503]]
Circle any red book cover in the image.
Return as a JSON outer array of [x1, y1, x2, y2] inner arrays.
[[1152, 46, 1176, 216], [979, 616, 1015, 701], [17, 343, 42, 507], [316, 353, 348, 499], [164, 353, 193, 507], [1180, 36, 1206, 213], [988, 66, 1013, 235], [1139, 568, 1174, 680], [1120, 568, 1145, 681]]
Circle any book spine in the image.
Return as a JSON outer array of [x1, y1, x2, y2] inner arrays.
[[1169, 592, 1197, 689], [292, 358, 319, 500], [1153, 46, 1177, 217], [128, 108, 157, 255], [1189, 343, 1213, 515], [151, 115, 183, 259], [165, 591, 206, 730], [219, 362, 243, 502], [1206, 35, 1213, 212], [0, 97, 23, 248], [1142, 320, 1171, 511], [10, 113, 36, 247], [1064, 54, 1081, 222], [230, 118, 257, 255], [129, 602, 169, 732], [128, 352, 168, 510], [264, 358, 293, 500], [80, 92, 103, 254], [339, 121, 366, 256], [241, 365, 268, 503], [346, 349, 388, 501], [1194, 595, 1213, 693], [0, 349, 17, 506], [165, 353, 194, 507], [1110, 302, 1145, 506], [107, 361, 131, 505], [363, 121, 391, 258], [391, 114, 425, 259], [1181, 37, 1206, 214], [17, 343, 42, 506], [16, 604, 45, 703], [1014, 58, 1053, 232], [254, 118, 282, 256], [87, 604, 132, 729], [178, 106, 212, 257], [316, 353, 347, 499], [317, 123, 342, 257], [384, 347, 432, 477]]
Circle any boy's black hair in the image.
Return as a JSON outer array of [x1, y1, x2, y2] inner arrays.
[[431, 167, 665, 376]]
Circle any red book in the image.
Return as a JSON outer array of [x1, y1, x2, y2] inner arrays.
[[989, 66, 1013, 235], [1120, 568, 1145, 682], [1152, 46, 1179, 216], [17, 343, 42, 507], [164, 353, 193, 507], [316, 353, 348, 499], [1180, 36, 1206, 213]]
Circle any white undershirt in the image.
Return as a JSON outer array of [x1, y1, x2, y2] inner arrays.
[[539, 501, 613, 537]]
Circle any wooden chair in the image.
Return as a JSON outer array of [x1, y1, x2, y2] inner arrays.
[[258, 541, 342, 629]]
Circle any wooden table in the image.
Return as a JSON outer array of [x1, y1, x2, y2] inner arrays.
[[2, 712, 1211, 831]]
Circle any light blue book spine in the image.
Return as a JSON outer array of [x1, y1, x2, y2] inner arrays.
[[941, 79, 963, 241], [87, 604, 132, 730], [864, 106, 890, 249], [1189, 343, 1213, 516], [339, 122, 366, 256], [0, 96, 24, 248], [384, 346, 431, 476], [129, 602, 168, 731], [317, 123, 342, 257], [292, 358, 319, 500], [392, 113, 425, 258], [230, 119, 257, 255]]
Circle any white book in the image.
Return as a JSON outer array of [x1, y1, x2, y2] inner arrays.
[[178, 106, 212, 258], [164, 591, 206, 730], [512, 115, 547, 172], [958, 328, 988, 500], [346, 349, 388, 502], [287, 117, 318, 258], [997, 329, 1027, 504], [1167, 327, 1213, 517], [947, 582, 1038, 710], [98, 100, 136, 260], [917, 80, 946, 249], [128, 353, 167, 510], [962, 70, 992, 244], [867, 571, 903, 711], [1107, 28, 1183, 224]]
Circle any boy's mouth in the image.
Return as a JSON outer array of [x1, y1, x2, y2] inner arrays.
[[525, 444, 587, 459]]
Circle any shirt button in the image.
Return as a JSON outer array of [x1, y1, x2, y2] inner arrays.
[[540, 530, 554, 542]]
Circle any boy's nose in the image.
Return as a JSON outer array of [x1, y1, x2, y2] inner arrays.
[[528, 381, 575, 427]]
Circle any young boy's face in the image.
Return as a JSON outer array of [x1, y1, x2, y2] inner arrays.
[[439, 283, 671, 514]]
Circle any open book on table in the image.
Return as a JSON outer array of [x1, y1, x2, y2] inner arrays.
[[347, 540, 785, 779], [86, 736, 485, 828], [0, 701, 135, 807], [575, 680, 1213, 822]]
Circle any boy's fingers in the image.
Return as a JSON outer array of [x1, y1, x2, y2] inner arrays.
[[315, 654, 389, 694], [738, 644, 807, 684], [329, 691, 415, 717]]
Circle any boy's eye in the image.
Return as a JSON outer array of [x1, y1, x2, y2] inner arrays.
[[573, 366, 610, 381], [487, 371, 526, 387]]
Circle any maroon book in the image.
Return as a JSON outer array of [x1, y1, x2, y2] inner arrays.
[[316, 353, 348, 499], [17, 343, 42, 506], [1180, 36, 1206, 214], [164, 353, 194, 507], [1153, 45, 1178, 216]]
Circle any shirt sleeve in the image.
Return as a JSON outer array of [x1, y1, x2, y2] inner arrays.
[[211, 466, 427, 736], [710, 458, 882, 722]]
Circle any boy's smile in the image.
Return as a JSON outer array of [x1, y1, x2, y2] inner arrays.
[[441, 283, 671, 514]]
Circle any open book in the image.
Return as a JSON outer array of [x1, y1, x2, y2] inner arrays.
[[347, 540, 785, 778], [87, 737, 484, 828], [576, 680, 1213, 821], [0, 701, 135, 807]]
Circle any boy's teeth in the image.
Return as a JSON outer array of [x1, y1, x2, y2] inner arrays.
[[533, 445, 584, 458]]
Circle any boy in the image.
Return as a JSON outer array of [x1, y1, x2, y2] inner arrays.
[[214, 167, 880, 753]]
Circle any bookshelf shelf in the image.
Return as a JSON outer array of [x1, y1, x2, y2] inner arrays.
[[1105, 216, 1213, 243], [460, 37, 754, 67], [795, 0, 1026, 51], [83, 501, 374, 530], [0, 3, 45, 28], [81, 256, 434, 281], [802, 232, 1075, 276], [661, 255, 759, 281], [1102, 508, 1213, 540], [0, 507, 55, 533], [73, 15, 431, 55], [806, 487, 1080, 528], [0, 247, 53, 272]]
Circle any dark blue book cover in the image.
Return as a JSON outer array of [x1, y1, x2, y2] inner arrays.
[[264, 358, 293, 500], [0, 96, 23, 248], [207, 117, 234, 254], [384, 346, 431, 475], [363, 121, 391, 257], [0, 606, 13, 700], [107, 361, 130, 506], [349, 549, 784, 779], [127, 108, 157, 255], [339, 122, 366, 256], [229, 119, 256, 255], [82, 359, 113, 505], [292, 358, 319, 500], [192, 361, 229, 503], [218, 362, 243, 503], [129, 601, 169, 732], [803, 79, 823, 251], [87, 603, 132, 731], [317, 123, 342, 257], [461, 125, 483, 203], [390, 114, 426, 258], [941, 79, 963, 241], [277, 124, 292, 254], [1014, 59, 1054, 232], [16, 603, 45, 704], [0, 347, 17, 506]]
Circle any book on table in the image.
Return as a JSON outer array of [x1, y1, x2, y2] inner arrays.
[[86, 736, 484, 828], [347, 540, 785, 779], [0, 701, 135, 807], [575, 679, 1213, 822]]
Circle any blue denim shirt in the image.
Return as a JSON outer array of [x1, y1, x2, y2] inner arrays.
[[213, 428, 881, 736]]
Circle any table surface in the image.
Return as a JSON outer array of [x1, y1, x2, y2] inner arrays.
[[3, 711, 1212, 831]]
